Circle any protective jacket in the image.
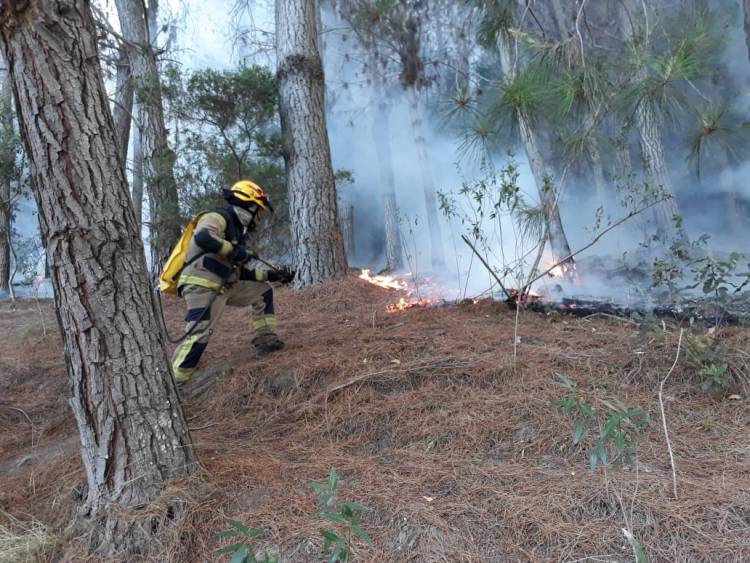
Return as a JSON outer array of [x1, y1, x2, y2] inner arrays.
[[178, 207, 269, 291]]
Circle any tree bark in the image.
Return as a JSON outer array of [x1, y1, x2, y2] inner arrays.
[[112, 49, 134, 169], [0, 64, 11, 292], [276, 0, 348, 286], [371, 86, 402, 271], [0, 0, 195, 554], [339, 202, 354, 258], [114, 0, 180, 274], [131, 104, 144, 230], [497, 33, 573, 265], [407, 86, 445, 270], [636, 100, 680, 234]]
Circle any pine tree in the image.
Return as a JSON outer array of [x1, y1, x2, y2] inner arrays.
[[115, 0, 181, 273], [0, 0, 195, 554], [276, 0, 349, 285]]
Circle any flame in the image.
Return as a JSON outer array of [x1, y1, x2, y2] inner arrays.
[[358, 269, 441, 312], [545, 260, 581, 284], [359, 269, 408, 291], [386, 297, 435, 313], [549, 265, 565, 278], [508, 288, 545, 306]]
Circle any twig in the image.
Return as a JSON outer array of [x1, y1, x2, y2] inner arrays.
[[524, 199, 664, 290], [461, 235, 512, 300], [659, 327, 684, 500], [6, 225, 17, 302]]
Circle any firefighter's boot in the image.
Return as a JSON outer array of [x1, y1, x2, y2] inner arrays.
[[253, 331, 285, 356]]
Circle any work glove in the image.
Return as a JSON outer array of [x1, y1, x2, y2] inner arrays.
[[229, 245, 254, 265], [268, 266, 296, 284]]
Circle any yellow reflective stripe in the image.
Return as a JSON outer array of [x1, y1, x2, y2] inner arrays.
[[219, 240, 233, 257], [173, 334, 199, 369], [172, 334, 200, 382], [178, 275, 222, 290], [173, 366, 195, 383], [253, 315, 277, 331]]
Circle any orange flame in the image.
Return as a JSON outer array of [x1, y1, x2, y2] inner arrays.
[[358, 269, 441, 312], [386, 297, 435, 313], [359, 269, 408, 291]]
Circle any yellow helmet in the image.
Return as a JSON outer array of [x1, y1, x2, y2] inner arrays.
[[225, 180, 274, 212]]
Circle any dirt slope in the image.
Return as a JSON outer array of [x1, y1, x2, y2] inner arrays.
[[1, 277, 749, 562]]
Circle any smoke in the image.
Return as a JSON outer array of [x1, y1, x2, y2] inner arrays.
[[319, 1, 750, 304], [8, 0, 750, 305]]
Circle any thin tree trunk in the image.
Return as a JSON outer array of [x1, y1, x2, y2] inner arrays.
[[115, 0, 180, 274], [519, 116, 573, 262], [132, 104, 144, 230], [617, 1, 680, 238], [276, 0, 348, 286], [407, 86, 445, 270], [372, 86, 402, 271], [0, 64, 11, 292], [112, 49, 134, 169], [339, 202, 354, 258], [0, 0, 194, 555], [497, 33, 573, 265]]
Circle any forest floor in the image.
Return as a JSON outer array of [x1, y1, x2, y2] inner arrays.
[[1, 276, 749, 562]]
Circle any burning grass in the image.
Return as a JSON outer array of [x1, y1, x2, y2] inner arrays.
[[1, 279, 750, 561]]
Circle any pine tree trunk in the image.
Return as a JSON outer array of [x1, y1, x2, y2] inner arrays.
[[339, 202, 354, 258], [276, 0, 348, 286], [115, 0, 180, 274], [407, 87, 445, 270], [112, 49, 133, 169], [497, 33, 573, 264], [636, 101, 680, 235], [132, 104, 144, 230], [371, 87, 402, 271], [518, 116, 573, 262], [0, 0, 195, 554], [0, 65, 11, 292], [617, 1, 680, 238]]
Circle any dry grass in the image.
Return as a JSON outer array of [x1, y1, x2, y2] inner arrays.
[[1, 278, 750, 562], [0, 512, 54, 563]]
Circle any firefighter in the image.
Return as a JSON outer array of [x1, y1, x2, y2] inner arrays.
[[170, 180, 295, 384]]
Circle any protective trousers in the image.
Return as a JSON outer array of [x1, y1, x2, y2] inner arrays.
[[171, 281, 276, 382]]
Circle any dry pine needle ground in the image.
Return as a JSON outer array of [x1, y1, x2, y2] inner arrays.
[[0, 276, 748, 562]]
